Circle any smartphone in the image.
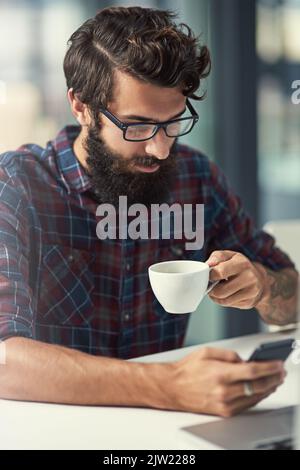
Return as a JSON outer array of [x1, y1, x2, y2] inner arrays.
[[247, 338, 295, 362]]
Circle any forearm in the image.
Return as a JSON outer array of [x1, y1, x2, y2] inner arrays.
[[254, 264, 299, 325], [0, 337, 172, 409]]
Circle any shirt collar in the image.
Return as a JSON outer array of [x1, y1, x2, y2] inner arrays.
[[52, 125, 93, 194]]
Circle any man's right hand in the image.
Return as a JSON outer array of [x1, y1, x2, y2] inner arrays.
[[166, 347, 286, 417], [0, 338, 286, 417]]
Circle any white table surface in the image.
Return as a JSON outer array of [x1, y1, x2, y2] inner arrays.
[[0, 330, 299, 450]]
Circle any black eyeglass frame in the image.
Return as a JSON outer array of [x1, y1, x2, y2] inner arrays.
[[99, 99, 199, 142]]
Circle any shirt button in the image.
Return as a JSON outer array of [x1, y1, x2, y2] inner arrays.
[[126, 263, 131, 272], [124, 313, 131, 322], [170, 246, 184, 256], [67, 254, 74, 263]]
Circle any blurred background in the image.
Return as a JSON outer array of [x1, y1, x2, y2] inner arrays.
[[0, 0, 299, 345]]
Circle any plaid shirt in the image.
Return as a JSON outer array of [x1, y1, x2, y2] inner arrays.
[[0, 126, 294, 359]]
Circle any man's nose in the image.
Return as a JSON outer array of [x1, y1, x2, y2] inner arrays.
[[144, 128, 171, 160]]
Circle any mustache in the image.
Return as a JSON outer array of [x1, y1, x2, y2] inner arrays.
[[132, 156, 164, 167]]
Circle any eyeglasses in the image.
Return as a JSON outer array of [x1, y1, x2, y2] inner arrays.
[[99, 99, 199, 142]]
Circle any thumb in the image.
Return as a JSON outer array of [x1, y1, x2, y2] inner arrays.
[[199, 347, 242, 363]]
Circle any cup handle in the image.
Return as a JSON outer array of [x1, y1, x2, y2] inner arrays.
[[205, 267, 219, 295], [205, 280, 219, 295]]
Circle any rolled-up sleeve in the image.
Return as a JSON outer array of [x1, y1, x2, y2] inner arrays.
[[208, 161, 296, 271], [0, 168, 33, 341]]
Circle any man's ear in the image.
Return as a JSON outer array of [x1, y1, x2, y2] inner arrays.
[[67, 88, 91, 126]]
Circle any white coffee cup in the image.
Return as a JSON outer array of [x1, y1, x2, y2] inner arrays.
[[148, 260, 218, 314]]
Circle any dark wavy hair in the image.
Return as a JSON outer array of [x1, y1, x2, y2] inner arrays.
[[63, 6, 211, 124]]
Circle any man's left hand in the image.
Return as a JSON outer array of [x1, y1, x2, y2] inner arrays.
[[206, 250, 266, 309]]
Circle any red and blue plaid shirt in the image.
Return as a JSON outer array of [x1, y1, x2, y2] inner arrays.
[[0, 126, 294, 358]]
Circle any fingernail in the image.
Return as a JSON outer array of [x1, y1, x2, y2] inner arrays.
[[208, 257, 218, 265]]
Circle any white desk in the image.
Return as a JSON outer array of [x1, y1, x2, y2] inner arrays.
[[0, 331, 299, 450]]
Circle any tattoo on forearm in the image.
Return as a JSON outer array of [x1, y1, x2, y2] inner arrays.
[[261, 268, 298, 325], [268, 269, 297, 300]]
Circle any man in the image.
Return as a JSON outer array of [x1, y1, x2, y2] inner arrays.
[[0, 7, 297, 417]]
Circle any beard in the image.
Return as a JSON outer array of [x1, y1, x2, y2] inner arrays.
[[84, 122, 178, 207]]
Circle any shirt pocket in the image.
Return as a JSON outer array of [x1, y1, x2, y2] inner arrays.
[[39, 245, 95, 326]]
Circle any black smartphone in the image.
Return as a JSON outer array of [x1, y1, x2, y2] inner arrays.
[[247, 338, 295, 362]]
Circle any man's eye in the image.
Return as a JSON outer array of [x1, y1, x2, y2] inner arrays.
[[128, 125, 152, 133], [135, 125, 152, 131]]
